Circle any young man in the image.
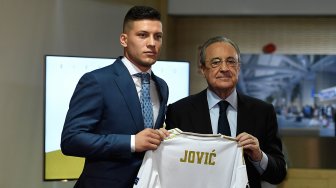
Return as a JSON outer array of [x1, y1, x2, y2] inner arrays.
[[61, 6, 169, 188], [166, 36, 287, 188]]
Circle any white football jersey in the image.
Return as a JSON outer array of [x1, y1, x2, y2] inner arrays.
[[134, 128, 249, 188]]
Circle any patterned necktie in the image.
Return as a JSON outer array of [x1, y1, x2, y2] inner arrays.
[[135, 73, 153, 128], [218, 100, 231, 136]]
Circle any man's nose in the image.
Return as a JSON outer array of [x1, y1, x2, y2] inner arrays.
[[219, 61, 229, 70], [147, 36, 155, 47]]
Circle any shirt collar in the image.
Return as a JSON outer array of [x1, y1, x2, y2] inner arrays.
[[121, 57, 152, 75], [207, 88, 238, 110]]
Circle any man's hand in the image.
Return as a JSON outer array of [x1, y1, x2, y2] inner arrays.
[[156, 127, 170, 140], [135, 128, 169, 152], [236, 132, 263, 161]]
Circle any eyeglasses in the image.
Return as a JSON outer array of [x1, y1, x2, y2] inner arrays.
[[206, 57, 239, 68]]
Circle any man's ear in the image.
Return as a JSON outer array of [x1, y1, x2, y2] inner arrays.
[[237, 63, 241, 76], [200, 65, 206, 77], [120, 33, 127, 47]]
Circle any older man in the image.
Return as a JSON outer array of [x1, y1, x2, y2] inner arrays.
[[165, 36, 287, 188]]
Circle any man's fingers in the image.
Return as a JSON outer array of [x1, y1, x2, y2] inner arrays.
[[156, 128, 169, 140]]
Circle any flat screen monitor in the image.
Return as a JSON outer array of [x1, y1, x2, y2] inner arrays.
[[44, 55, 190, 180], [239, 54, 336, 137]]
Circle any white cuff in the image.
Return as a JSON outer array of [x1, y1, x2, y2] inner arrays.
[[250, 151, 268, 174], [131, 135, 135, 152]]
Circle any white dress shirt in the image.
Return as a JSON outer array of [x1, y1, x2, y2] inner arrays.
[[121, 57, 160, 152], [206, 88, 268, 174]]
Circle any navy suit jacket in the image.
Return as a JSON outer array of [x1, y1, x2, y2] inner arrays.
[[61, 57, 169, 188], [165, 89, 286, 188]]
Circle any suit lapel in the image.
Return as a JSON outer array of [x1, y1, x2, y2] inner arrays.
[[113, 59, 144, 132], [236, 93, 255, 135], [191, 90, 213, 134], [151, 72, 168, 129]]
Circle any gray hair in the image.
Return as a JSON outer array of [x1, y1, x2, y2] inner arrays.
[[199, 36, 241, 66]]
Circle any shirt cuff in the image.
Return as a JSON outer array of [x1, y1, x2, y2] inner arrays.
[[250, 151, 268, 174], [131, 135, 135, 152]]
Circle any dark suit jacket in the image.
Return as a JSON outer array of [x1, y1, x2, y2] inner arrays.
[[165, 89, 286, 188], [61, 57, 169, 188]]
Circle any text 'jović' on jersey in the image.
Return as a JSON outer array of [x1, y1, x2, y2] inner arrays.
[[134, 128, 249, 188]]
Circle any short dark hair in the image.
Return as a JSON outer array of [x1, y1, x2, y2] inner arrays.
[[199, 36, 241, 66], [123, 6, 161, 32]]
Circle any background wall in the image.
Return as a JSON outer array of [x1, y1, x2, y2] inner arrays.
[[170, 16, 336, 94], [1, 0, 336, 188], [168, 0, 336, 16]]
